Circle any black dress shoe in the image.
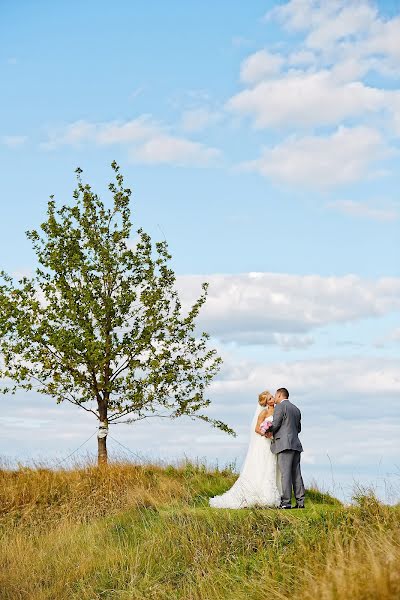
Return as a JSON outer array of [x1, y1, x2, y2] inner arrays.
[[294, 505, 305, 509], [278, 504, 292, 509]]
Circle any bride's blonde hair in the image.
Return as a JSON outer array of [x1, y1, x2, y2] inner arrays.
[[258, 390, 272, 405]]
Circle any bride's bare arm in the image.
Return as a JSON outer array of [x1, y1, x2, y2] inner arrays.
[[255, 409, 269, 435]]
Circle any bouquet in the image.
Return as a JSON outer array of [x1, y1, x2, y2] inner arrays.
[[260, 417, 273, 435]]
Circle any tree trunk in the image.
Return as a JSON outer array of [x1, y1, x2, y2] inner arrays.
[[97, 427, 108, 465], [97, 400, 109, 466]]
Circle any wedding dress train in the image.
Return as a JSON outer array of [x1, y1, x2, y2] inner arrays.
[[209, 404, 281, 508]]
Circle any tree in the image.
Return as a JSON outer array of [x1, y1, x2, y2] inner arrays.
[[0, 163, 234, 464]]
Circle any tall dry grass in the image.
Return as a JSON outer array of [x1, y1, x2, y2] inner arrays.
[[0, 459, 398, 600], [0, 457, 236, 526]]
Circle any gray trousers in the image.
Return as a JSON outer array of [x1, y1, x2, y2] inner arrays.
[[277, 450, 305, 507]]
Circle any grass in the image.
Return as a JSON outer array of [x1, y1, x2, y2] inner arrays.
[[0, 459, 399, 599]]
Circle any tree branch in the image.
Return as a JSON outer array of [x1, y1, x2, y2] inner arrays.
[[29, 375, 99, 418], [111, 413, 172, 424]]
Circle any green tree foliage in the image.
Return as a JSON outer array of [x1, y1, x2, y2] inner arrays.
[[0, 163, 234, 463]]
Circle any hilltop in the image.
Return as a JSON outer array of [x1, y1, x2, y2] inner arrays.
[[0, 460, 398, 599]]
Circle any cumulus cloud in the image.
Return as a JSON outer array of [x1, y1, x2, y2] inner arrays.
[[94, 117, 160, 144], [241, 126, 389, 188], [267, 1, 376, 48], [267, 0, 400, 75], [223, 0, 400, 150], [266, 0, 350, 34], [362, 15, 400, 63], [304, 3, 377, 50], [131, 135, 221, 167], [287, 49, 316, 66], [228, 70, 386, 129], [212, 354, 400, 400], [177, 272, 400, 345], [329, 199, 399, 222], [223, 1, 400, 190], [240, 49, 284, 84]]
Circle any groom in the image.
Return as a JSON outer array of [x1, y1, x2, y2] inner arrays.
[[269, 388, 305, 509]]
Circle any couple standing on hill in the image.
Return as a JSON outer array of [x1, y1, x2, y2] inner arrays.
[[209, 388, 305, 510]]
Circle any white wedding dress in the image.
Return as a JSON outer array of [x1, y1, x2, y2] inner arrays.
[[209, 404, 281, 508]]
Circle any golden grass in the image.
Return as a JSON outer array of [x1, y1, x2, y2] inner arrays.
[[0, 458, 234, 527], [0, 460, 398, 600]]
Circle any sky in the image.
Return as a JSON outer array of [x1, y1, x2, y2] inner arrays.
[[0, 0, 399, 503]]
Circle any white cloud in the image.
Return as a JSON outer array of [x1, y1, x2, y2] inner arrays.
[[240, 49, 284, 84], [228, 71, 385, 129], [177, 272, 400, 344], [225, 1, 400, 200], [41, 117, 222, 168], [131, 135, 221, 167], [180, 108, 222, 133], [356, 14, 400, 63], [94, 116, 160, 144], [42, 116, 160, 149], [305, 3, 378, 50], [388, 93, 400, 135], [220, 331, 314, 349], [2, 135, 27, 148], [267, 1, 377, 45], [267, 0, 400, 76], [329, 199, 399, 222], [266, 0, 339, 33], [42, 120, 96, 149], [251, 1, 400, 143], [287, 49, 316, 66], [242, 126, 389, 188], [329, 57, 372, 83], [212, 355, 400, 400]]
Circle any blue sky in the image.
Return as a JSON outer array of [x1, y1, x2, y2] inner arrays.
[[1, 0, 399, 502]]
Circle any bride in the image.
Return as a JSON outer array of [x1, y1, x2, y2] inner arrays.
[[209, 390, 281, 509]]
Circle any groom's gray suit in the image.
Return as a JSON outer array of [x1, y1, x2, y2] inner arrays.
[[270, 399, 305, 508]]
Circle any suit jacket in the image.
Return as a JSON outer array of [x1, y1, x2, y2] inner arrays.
[[270, 400, 303, 455]]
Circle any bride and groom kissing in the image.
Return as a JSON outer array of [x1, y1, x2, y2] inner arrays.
[[209, 388, 305, 510]]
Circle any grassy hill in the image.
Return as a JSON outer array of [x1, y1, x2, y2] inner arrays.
[[0, 460, 399, 599]]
